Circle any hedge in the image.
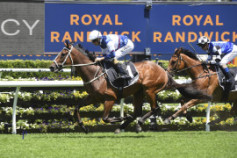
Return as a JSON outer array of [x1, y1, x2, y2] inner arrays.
[[0, 60, 70, 79], [0, 60, 169, 79], [0, 60, 236, 133]]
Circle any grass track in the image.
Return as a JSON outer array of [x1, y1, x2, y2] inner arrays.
[[0, 131, 236, 158]]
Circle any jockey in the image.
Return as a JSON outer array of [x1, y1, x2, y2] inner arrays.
[[197, 36, 237, 83], [89, 30, 134, 79]]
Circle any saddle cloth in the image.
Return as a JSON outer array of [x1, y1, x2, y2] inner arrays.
[[103, 61, 139, 89], [216, 66, 237, 91]]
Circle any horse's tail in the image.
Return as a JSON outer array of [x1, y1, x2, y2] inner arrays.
[[167, 74, 211, 100]]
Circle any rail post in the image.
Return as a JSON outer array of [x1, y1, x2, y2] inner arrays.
[[12, 86, 20, 134], [206, 101, 212, 132]]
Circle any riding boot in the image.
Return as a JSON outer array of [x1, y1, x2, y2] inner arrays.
[[219, 66, 232, 84], [114, 63, 131, 79], [219, 66, 232, 101]]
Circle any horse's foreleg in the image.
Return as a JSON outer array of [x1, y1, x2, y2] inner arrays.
[[74, 96, 94, 133], [74, 106, 89, 133], [114, 114, 135, 134], [180, 99, 193, 122], [164, 99, 201, 124], [138, 106, 160, 125]]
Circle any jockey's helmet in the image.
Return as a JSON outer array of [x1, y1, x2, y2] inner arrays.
[[89, 30, 102, 41], [197, 36, 210, 46]]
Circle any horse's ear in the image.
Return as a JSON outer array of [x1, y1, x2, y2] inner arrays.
[[64, 40, 69, 48], [64, 40, 73, 49], [175, 47, 181, 56], [78, 43, 83, 49]]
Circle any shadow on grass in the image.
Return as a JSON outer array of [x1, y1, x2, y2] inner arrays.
[[32, 134, 151, 139]]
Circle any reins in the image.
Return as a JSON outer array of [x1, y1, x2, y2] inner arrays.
[[53, 44, 105, 85], [193, 71, 218, 80], [62, 62, 96, 68], [171, 53, 217, 80], [173, 63, 203, 73]]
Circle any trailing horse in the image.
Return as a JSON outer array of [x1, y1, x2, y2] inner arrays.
[[165, 47, 237, 124], [50, 42, 210, 133]]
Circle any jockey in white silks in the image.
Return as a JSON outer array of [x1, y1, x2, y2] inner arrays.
[[89, 30, 134, 79], [197, 36, 237, 84]]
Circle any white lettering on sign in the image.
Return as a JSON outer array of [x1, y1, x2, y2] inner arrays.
[[1, 19, 19, 36], [1, 19, 40, 36]]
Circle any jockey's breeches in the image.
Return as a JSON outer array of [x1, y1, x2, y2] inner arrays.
[[114, 39, 134, 59], [221, 45, 237, 65]]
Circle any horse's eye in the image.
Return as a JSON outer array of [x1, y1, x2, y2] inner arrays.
[[61, 53, 66, 58], [171, 61, 176, 65]]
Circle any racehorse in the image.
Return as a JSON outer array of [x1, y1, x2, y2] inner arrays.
[[165, 47, 237, 124], [49, 42, 210, 133]]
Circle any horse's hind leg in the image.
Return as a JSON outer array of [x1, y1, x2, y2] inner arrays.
[[137, 90, 160, 130], [115, 90, 144, 134]]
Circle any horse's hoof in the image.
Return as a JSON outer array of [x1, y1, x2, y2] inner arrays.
[[186, 114, 193, 123], [85, 128, 89, 134], [82, 126, 89, 134], [164, 118, 171, 124], [114, 128, 121, 134], [136, 124, 142, 133]]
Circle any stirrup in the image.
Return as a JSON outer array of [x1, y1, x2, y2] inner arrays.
[[222, 78, 230, 84]]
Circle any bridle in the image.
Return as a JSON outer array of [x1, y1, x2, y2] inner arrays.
[[53, 46, 74, 69], [53, 45, 105, 84], [169, 52, 216, 80], [169, 54, 183, 73]]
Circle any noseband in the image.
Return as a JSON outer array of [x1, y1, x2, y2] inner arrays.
[[53, 46, 74, 69], [170, 54, 183, 73]]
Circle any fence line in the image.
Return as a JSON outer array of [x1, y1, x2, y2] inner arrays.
[[0, 68, 71, 72], [0, 68, 71, 78]]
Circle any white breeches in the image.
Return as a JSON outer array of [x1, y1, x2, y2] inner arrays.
[[220, 45, 237, 65], [114, 39, 134, 59]]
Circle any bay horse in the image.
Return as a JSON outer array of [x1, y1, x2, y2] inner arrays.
[[166, 47, 237, 124], [49, 42, 210, 133]]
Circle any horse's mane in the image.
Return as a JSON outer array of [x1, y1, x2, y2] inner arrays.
[[74, 43, 96, 62], [179, 48, 199, 61]]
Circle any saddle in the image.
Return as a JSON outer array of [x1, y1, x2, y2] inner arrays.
[[102, 61, 139, 89]]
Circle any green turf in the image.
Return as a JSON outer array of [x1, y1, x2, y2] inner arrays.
[[0, 131, 236, 158]]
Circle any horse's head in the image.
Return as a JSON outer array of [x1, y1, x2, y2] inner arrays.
[[50, 41, 75, 72], [167, 47, 185, 74]]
